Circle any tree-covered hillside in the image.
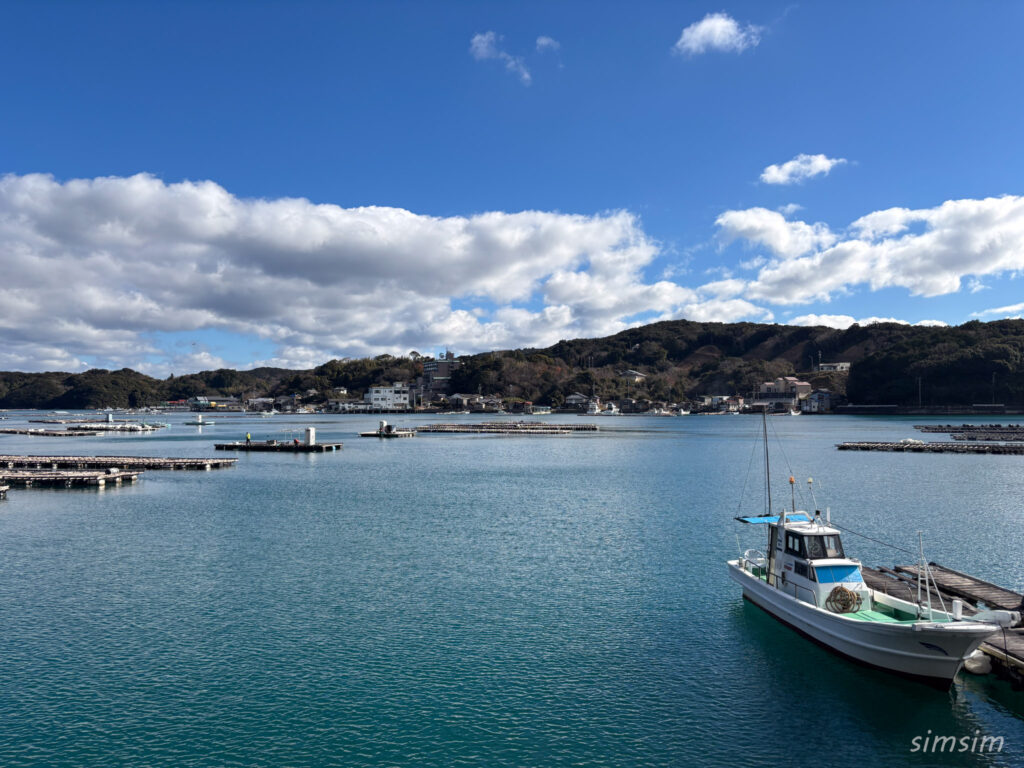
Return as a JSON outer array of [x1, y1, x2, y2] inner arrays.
[[2, 319, 1023, 408]]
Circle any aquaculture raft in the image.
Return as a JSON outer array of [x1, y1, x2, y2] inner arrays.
[[914, 424, 1024, 442], [215, 441, 343, 453], [0, 469, 141, 488], [416, 422, 598, 435], [0, 454, 236, 471], [836, 441, 1024, 455], [0, 428, 102, 437]]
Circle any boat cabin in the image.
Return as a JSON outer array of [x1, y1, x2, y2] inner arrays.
[[738, 511, 868, 610]]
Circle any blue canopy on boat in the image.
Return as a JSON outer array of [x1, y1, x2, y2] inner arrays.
[[735, 514, 811, 525], [815, 565, 863, 583]]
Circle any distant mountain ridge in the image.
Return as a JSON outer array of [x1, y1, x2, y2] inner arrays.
[[2, 318, 1023, 409]]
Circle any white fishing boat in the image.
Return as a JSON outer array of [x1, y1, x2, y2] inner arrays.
[[599, 403, 620, 415], [728, 416, 1016, 689]]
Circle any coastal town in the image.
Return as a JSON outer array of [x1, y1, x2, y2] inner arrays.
[[175, 350, 846, 416]]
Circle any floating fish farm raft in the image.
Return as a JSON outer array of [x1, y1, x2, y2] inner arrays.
[[214, 440, 343, 453], [416, 421, 599, 435], [836, 441, 1024, 455], [0, 468, 142, 488], [0, 454, 237, 471]]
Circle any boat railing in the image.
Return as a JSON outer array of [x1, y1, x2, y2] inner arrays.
[[784, 581, 819, 608]]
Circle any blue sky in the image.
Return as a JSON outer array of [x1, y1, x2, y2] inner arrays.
[[2, 1, 1024, 373]]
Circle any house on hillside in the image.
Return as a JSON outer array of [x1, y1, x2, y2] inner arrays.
[[620, 369, 646, 384]]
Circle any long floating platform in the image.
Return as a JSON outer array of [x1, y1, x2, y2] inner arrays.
[[0, 454, 237, 471], [0, 469, 141, 488], [837, 441, 1024, 455], [0, 428, 102, 437], [416, 422, 599, 434], [214, 441, 343, 453], [915, 424, 1024, 434]]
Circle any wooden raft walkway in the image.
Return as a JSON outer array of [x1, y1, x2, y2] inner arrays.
[[0, 455, 236, 471], [915, 424, 1024, 434], [417, 422, 599, 434], [215, 441, 343, 453], [894, 563, 1024, 612], [837, 441, 1024, 455], [0, 469, 141, 488], [0, 428, 101, 437], [864, 565, 1024, 685]]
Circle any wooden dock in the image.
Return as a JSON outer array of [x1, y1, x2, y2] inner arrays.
[[214, 441, 343, 453], [864, 564, 1024, 687], [893, 563, 1024, 612], [0, 454, 236, 471], [0, 468, 141, 488], [416, 422, 599, 434], [837, 441, 1024, 455]]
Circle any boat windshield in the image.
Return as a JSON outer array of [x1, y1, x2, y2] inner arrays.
[[804, 534, 844, 560]]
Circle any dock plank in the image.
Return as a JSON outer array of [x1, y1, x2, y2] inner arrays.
[[894, 564, 1024, 612]]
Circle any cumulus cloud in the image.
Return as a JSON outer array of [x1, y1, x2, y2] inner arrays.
[[722, 195, 1024, 306], [673, 13, 761, 56], [0, 173, 775, 372], [760, 154, 847, 185], [536, 36, 560, 52], [470, 31, 531, 84], [716, 207, 837, 258], [790, 314, 949, 330]]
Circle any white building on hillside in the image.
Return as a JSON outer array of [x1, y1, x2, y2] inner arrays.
[[365, 382, 412, 411]]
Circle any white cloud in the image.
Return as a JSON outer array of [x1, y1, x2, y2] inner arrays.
[[673, 13, 761, 56], [790, 314, 949, 330], [536, 36, 560, 52], [716, 207, 837, 258], [777, 203, 803, 215], [0, 173, 776, 373], [972, 302, 1024, 319], [726, 195, 1024, 305], [470, 31, 531, 84], [760, 154, 847, 185]]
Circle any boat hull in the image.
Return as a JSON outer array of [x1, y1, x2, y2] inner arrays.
[[728, 561, 996, 689]]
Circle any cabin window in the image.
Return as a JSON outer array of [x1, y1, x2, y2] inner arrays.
[[784, 533, 805, 557], [804, 534, 845, 560], [793, 561, 809, 579]]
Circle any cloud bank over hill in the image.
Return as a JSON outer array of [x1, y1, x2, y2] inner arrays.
[[1, 173, 1022, 373]]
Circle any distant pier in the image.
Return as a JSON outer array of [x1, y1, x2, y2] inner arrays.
[[836, 441, 1024, 455], [416, 422, 598, 435]]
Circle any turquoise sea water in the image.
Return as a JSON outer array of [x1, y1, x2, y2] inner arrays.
[[1, 412, 1022, 767]]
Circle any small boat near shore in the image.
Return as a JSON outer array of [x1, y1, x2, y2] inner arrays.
[[728, 415, 1017, 688]]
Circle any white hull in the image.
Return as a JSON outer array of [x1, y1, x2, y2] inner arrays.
[[728, 561, 996, 687]]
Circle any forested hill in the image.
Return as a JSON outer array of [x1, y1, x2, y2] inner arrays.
[[2, 319, 1023, 409]]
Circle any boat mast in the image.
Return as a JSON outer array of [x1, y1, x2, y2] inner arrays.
[[763, 409, 782, 588]]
